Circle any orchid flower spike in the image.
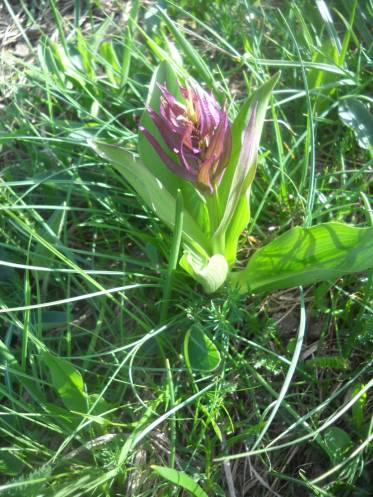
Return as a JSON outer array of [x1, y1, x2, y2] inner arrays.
[[140, 82, 232, 193]]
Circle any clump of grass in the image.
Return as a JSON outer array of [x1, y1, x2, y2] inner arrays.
[[0, 1, 372, 496]]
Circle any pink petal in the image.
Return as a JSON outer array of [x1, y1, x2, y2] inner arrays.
[[139, 126, 194, 181]]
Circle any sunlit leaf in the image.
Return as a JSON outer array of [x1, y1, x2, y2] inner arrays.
[[230, 222, 373, 293], [339, 97, 373, 150], [180, 251, 228, 294], [91, 142, 209, 254], [152, 465, 209, 497], [351, 384, 367, 432], [41, 352, 88, 413], [214, 72, 280, 263]]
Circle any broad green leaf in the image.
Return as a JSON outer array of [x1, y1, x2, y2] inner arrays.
[[99, 41, 120, 71], [180, 251, 228, 293], [214, 73, 280, 261], [339, 97, 373, 150], [184, 325, 221, 372], [230, 222, 373, 294], [41, 352, 88, 413], [91, 142, 209, 254], [88, 393, 112, 420], [89, 16, 114, 53], [152, 465, 209, 497], [322, 427, 353, 464]]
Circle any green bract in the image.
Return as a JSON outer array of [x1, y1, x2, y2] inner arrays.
[[92, 62, 373, 294]]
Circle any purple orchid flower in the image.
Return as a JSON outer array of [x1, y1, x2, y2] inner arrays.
[[140, 82, 232, 193]]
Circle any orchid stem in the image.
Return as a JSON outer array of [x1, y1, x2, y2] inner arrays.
[[208, 189, 225, 254], [159, 190, 184, 325]]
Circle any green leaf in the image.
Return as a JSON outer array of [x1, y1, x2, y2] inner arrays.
[[152, 465, 209, 497], [88, 393, 112, 420], [322, 427, 353, 464], [41, 352, 88, 413], [230, 222, 373, 294], [339, 97, 373, 150], [351, 383, 367, 432], [52, 42, 86, 88], [91, 142, 209, 254], [307, 40, 340, 114], [223, 190, 251, 265], [184, 325, 221, 372], [37, 37, 65, 88], [44, 402, 82, 431], [0, 340, 47, 406], [180, 251, 229, 294], [76, 29, 95, 80], [99, 41, 120, 86], [214, 73, 280, 264]]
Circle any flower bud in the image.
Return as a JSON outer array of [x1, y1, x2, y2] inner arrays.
[[140, 82, 232, 193]]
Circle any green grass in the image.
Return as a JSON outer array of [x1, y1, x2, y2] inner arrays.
[[0, 1, 372, 496]]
